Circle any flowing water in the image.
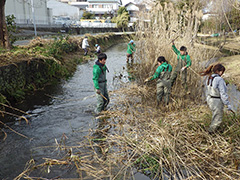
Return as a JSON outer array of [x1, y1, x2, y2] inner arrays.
[[1, 45, 239, 179], [0, 43, 150, 179]]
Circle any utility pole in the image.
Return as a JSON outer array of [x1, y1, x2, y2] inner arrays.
[[31, 0, 37, 36]]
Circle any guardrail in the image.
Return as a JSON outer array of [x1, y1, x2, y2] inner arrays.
[[77, 22, 117, 28], [17, 23, 117, 28], [15, 23, 123, 35]]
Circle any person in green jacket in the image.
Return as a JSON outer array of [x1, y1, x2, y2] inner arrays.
[[126, 40, 136, 64], [92, 53, 110, 114], [170, 41, 192, 90], [145, 56, 173, 105]]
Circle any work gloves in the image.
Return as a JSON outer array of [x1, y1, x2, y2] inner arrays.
[[144, 79, 149, 83], [181, 66, 186, 71], [96, 89, 101, 94], [144, 76, 153, 84], [227, 104, 233, 111]]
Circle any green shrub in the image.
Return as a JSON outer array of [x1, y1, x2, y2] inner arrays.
[[6, 14, 17, 45], [48, 35, 77, 58]]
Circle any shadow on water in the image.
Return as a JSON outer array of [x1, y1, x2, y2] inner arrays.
[[0, 43, 150, 179], [2, 44, 239, 179]]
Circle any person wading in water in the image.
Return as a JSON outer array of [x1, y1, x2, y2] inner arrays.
[[95, 44, 101, 54], [200, 63, 234, 133], [126, 40, 136, 64], [92, 53, 110, 115]]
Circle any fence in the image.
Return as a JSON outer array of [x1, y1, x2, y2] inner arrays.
[[17, 22, 117, 29]]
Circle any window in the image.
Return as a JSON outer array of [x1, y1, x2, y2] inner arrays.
[[103, 4, 113, 9]]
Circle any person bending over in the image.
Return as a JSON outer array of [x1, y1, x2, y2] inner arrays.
[[145, 56, 172, 105]]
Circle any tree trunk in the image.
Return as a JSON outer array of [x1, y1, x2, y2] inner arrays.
[[0, 0, 11, 49]]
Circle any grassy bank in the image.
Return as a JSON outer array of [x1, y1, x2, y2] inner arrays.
[[218, 55, 240, 90], [10, 2, 240, 179], [0, 33, 129, 104], [195, 34, 240, 90], [197, 34, 240, 53]]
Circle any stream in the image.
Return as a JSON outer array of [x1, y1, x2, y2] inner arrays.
[[0, 43, 150, 179], [0, 43, 239, 179]]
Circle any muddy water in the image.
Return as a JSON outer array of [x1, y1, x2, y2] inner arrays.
[[0, 43, 139, 179]]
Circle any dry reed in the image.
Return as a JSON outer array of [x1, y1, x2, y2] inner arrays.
[[14, 2, 240, 180], [14, 84, 240, 179]]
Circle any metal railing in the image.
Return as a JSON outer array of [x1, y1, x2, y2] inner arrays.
[[17, 23, 117, 29], [77, 22, 117, 28]]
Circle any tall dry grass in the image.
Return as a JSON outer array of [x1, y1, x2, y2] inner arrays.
[[16, 83, 239, 179], [132, 1, 214, 107], [103, 84, 240, 179]]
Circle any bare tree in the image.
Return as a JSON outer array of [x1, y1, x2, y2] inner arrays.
[[0, 0, 10, 49]]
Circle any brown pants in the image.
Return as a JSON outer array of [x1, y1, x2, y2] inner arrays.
[[126, 53, 134, 63]]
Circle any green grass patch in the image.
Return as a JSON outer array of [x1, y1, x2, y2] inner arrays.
[[134, 154, 160, 177]]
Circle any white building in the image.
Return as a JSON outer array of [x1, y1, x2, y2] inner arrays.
[[86, 0, 122, 17], [47, 0, 80, 20], [125, 2, 147, 22], [68, 0, 89, 10], [124, 2, 138, 22], [59, 0, 69, 2], [5, 0, 51, 25]]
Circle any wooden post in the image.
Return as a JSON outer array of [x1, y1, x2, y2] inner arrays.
[[0, 0, 11, 49]]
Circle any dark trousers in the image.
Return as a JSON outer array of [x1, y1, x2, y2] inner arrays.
[[83, 48, 88, 56]]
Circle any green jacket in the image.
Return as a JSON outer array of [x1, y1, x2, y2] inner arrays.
[[93, 61, 107, 90], [150, 62, 172, 81], [172, 45, 191, 68], [127, 43, 136, 54]]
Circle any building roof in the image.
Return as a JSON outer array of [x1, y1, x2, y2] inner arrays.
[[124, 2, 135, 7], [125, 2, 147, 10], [124, 2, 148, 12]]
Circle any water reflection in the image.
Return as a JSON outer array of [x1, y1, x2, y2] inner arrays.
[[0, 43, 239, 179], [0, 43, 128, 179], [227, 84, 240, 111]]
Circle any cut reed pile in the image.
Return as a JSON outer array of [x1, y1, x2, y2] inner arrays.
[[14, 83, 240, 180], [100, 84, 240, 179]]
